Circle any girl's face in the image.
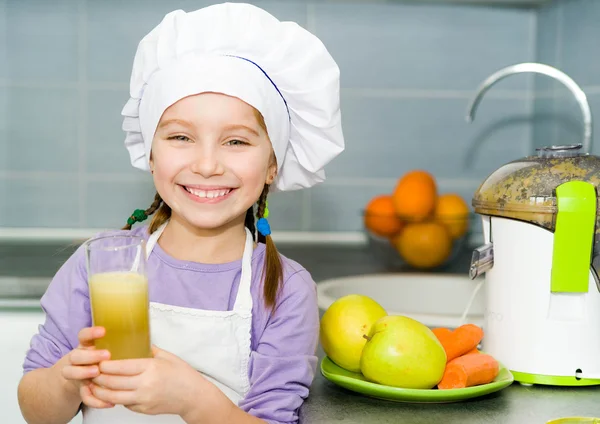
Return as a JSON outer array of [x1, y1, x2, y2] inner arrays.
[[150, 92, 277, 232]]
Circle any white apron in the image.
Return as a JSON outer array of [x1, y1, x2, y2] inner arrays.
[[83, 223, 254, 423]]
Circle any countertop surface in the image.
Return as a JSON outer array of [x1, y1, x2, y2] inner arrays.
[[1, 240, 599, 423]]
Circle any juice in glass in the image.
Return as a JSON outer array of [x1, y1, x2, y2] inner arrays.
[[89, 271, 151, 360], [85, 234, 151, 360]]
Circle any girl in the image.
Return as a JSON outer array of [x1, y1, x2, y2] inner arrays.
[[17, 3, 344, 424]]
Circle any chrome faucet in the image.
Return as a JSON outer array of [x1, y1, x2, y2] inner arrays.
[[465, 62, 593, 153]]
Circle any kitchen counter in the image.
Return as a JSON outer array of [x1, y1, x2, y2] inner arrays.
[[1, 241, 599, 423], [301, 376, 600, 424]]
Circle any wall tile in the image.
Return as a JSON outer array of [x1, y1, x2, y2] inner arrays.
[[308, 182, 394, 232], [86, 0, 185, 84], [263, 190, 305, 231], [0, 178, 6, 225], [531, 0, 564, 151], [534, 1, 561, 93], [559, 0, 600, 87], [532, 95, 561, 148], [585, 93, 600, 155], [313, 3, 533, 90], [551, 98, 585, 148], [87, 89, 137, 174], [5, 0, 78, 82], [330, 93, 532, 180], [84, 178, 157, 228], [2, 177, 79, 227], [0, 0, 7, 79], [86, 0, 307, 84], [533, 0, 600, 155], [6, 87, 79, 173], [535, 1, 560, 66], [234, 1, 307, 25], [0, 87, 7, 173], [545, 92, 600, 155]]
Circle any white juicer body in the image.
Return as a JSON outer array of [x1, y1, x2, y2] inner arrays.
[[480, 216, 600, 383]]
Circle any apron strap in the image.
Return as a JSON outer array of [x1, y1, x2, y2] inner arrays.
[[232, 227, 254, 313], [145, 222, 168, 260]]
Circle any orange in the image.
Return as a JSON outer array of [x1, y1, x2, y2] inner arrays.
[[434, 193, 470, 239], [392, 170, 437, 221], [392, 222, 452, 269], [364, 195, 404, 237]]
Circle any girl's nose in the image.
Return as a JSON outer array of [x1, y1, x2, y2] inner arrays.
[[190, 146, 225, 177]]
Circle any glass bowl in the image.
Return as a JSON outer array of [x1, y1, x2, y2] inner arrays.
[[362, 210, 475, 271]]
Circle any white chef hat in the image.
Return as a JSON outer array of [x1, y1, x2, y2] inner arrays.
[[121, 2, 345, 192]]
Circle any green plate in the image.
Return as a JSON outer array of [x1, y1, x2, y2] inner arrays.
[[320, 356, 514, 403]]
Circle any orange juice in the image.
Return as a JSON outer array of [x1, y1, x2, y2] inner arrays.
[[89, 271, 151, 360]]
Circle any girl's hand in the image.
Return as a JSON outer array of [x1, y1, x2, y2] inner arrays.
[[60, 326, 114, 409], [90, 345, 216, 417]]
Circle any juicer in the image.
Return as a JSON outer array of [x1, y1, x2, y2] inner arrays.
[[467, 63, 600, 386]]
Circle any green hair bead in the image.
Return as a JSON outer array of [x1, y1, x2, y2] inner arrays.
[[127, 209, 148, 226]]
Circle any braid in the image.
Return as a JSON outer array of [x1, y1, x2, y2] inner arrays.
[[146, 192, 163, 215], [256, 185, 270, 243], [256, 184, 283, 309], [121, 192, 166, 231]]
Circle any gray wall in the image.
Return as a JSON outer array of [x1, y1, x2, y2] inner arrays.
[[533, 0, 600, 156], [0, 0, 537, 234]]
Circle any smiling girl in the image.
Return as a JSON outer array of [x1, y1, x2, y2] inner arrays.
[[17, 4, 344, 424]]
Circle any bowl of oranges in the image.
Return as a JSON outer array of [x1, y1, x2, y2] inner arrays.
[[363, 170, 472, 270]]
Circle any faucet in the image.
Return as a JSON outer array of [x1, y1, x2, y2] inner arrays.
[[465, 62, 593, 153]]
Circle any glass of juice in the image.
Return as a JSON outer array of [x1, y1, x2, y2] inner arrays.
[[84, 234, 151, 360]]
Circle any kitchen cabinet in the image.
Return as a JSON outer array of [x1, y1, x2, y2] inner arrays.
[[0, 309, 81, 424]]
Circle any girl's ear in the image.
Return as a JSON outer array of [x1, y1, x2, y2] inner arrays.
[[266, 152, 277, 184], [266, 163, 277, 185]]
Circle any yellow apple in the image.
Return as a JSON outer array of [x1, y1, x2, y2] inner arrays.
[[320, 294, 387, 372]]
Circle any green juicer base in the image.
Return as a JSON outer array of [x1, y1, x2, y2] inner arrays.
[[511, 371, 600, 386]]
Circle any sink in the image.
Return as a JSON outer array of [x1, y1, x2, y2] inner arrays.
[[316, 273, 485, 328]]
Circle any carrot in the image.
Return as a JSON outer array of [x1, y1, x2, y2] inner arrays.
[[432, 327, 454, 362], [432, 327, 453, 342], [437, 353, 499, 389], [441, 324, 483, 362], [465, 347, 480, 355]]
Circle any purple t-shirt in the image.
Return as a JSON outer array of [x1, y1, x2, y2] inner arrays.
[[23, 225, 320, 424]]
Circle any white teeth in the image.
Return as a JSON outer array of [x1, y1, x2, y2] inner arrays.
[[185, 187, 231, 199]]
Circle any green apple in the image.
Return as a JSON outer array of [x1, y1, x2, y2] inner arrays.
[[320, 294, 387, 373], [360, 315, 446, 389]]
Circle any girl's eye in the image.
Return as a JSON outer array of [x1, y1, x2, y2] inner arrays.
[[225, 139, 249, 146], [167, 135, 191, 142]]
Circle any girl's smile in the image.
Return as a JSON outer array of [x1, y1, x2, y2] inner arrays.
[[180, 184, 236, 204]]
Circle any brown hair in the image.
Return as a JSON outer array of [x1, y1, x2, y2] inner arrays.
[[123, 110, 284, 309]]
